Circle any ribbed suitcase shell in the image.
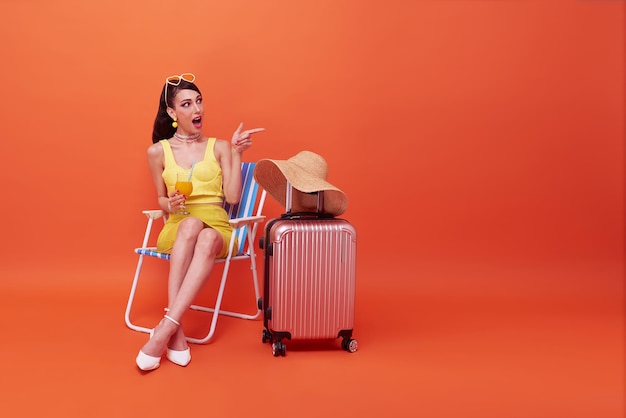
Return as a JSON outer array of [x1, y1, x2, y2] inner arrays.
[[265, 218, 357, 341]]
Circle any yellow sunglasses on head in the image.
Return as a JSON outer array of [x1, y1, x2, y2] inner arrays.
[[164, 73, 196, 106]]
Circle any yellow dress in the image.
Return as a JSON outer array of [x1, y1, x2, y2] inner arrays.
[[156, 138, 233, 258]]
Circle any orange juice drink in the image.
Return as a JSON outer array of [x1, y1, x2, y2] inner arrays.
[[175, 180, 193, 197]]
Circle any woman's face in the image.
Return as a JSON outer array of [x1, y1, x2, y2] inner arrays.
[[171, 89, 204, 134]]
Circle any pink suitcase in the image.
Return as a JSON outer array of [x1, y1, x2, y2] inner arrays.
[[260, 193, 358, 356]]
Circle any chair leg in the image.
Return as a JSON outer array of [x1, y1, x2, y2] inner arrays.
[[187, 249, 262, 343], [127, 253, 262, 344], [124, 254, 152, 335]]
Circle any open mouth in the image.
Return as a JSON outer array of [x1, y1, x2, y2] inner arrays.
[[192, 116, 202, 129]]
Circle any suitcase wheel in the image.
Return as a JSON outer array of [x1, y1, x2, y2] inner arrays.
[[342, 338, 358, 353], [262, 329, 272, 344], [272, 341, 286, 357]]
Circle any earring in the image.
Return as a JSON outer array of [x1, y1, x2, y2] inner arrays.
[[172, 120, 178, 128]]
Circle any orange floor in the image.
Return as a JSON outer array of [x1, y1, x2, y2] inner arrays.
[[0, 257, 622, 418]]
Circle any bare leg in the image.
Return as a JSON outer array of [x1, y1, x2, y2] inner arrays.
[[165, 218, 204, 351], [138, 225, 224, 358]]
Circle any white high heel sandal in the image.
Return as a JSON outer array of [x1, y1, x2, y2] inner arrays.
[[135, 315, 182, 371], [163, 308, 191, 367], [167, 346, 191, 367]]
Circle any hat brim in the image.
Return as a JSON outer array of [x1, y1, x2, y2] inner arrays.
[[254, 158, 348, 216]]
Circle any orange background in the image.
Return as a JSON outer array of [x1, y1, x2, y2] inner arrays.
[[0, 1, 623, 417]]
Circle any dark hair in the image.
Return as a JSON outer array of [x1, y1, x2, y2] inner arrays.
[[151, 79, 201, 143]]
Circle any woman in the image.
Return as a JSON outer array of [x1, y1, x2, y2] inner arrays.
[[136, 73, 264, 371]]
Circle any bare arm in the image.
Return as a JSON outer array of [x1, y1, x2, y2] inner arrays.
[[216, 139, 237, 204], [147, 142, 170, 212], [218, 123, 265, 204]]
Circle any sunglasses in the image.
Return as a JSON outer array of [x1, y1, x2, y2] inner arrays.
[[164, 73, 196, 107]]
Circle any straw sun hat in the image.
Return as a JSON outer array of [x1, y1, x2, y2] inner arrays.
[[253, 151, 348, 216]]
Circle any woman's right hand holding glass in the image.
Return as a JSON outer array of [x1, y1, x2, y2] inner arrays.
[[173, 172, 193, 214], [168, 191, 188, 214]]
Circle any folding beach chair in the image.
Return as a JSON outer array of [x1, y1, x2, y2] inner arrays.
[[124, 162, 266, 344]]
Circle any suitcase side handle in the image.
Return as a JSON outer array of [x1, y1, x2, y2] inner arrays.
[[285, 181, 333, 218]]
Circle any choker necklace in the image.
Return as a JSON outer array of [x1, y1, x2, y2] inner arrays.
[[174, 132, 201, 143]]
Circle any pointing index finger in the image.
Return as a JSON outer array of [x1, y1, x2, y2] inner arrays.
[[244, 128, 265, 135]]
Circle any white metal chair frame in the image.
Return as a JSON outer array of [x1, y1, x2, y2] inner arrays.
[[124, 162, 266, 344]]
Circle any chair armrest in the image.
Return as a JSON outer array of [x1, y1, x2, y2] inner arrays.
[[142, 210, 166, 220], [229, 215, 266, 228]]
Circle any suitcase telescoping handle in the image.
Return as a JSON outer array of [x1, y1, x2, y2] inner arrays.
[[283, 181, 333, 219]]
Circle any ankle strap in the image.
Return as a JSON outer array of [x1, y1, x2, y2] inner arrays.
[[164, 314, 180, 326]]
